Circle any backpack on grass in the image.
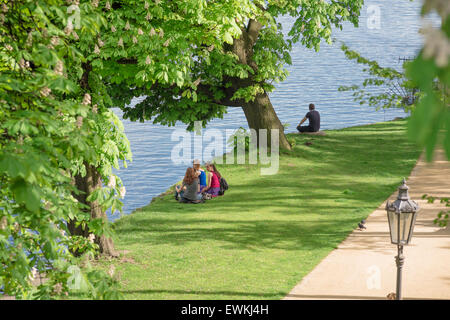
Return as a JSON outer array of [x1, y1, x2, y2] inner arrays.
[[218, 177, 229, 196]]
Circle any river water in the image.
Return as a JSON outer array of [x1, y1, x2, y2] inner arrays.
[[110, 0, 440, 220]]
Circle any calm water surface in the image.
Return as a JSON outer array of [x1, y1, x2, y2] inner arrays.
[[110, 0, 439, 220]]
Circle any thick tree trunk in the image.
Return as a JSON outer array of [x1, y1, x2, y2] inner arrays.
[[242, 92, 291, 150], [225, 20, 292, 150], [67, 62, 119, 258], [68, 163, 118, 257]]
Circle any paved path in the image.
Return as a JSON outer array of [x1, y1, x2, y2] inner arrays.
[[285, 149, 450, 300]]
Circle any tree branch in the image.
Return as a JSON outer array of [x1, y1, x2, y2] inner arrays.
[[246, 19, 263, 49], [197, 83, 245, 107], [116, 58, 138, 64]]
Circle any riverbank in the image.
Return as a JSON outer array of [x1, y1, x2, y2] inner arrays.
[[99, 119, 422, 299]]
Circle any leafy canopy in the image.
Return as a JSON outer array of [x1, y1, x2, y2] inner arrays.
[[100, 0, 364, 130], [0, 0, 130, 299]]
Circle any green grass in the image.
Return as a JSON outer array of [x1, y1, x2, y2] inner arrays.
[[103, 120, 421, 299]]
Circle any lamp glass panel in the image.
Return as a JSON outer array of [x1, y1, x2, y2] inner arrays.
[[400, 212, 413, 244], [408, 212, 418, 243], [387, 210, 398, 244]]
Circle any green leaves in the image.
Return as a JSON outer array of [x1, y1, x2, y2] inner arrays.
[[67, 265, 91, 293], [0, 155, 26, 179], [288, 0, 364, 50], [423, 195, 449, 227], [232, 85, 264, 103], [0, 0, 131, 300], [48, 77, 78, 94], [339, 42, 417, 111], [408, 91, 444, 161], [223, 32, 234, 45], [406, 42, 449, 161], [175, 71, 184, 87], [3, 118, 38, 136], [11, 179, 41, 213], [407, 54, 438, 92]]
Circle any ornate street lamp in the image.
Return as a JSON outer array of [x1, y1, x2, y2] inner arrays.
[[385, 178, 419, 300]]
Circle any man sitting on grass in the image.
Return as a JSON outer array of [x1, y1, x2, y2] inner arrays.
[[297, 103, 320, 133]]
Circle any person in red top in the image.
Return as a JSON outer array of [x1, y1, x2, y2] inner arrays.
[[201, 162, 221, 197]]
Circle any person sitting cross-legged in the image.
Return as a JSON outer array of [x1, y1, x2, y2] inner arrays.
[[201, 162, 221, 198], [193, 159, 207, 193], [297, 103, 320, 133], [175, 167, 203, 202]]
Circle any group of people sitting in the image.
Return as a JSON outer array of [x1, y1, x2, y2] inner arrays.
[[174, 159, 226, 203]]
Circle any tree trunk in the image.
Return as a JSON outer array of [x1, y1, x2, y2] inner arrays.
[[68, 163, 119, 257], [67, 62, 119, 258], [242, 92, 291, 150], [225, 20, 291, 151]]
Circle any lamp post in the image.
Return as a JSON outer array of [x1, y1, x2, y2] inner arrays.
[[385, 178, 419, 300]]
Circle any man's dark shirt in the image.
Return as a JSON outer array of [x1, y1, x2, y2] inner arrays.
[[305, 110, 320, 132]]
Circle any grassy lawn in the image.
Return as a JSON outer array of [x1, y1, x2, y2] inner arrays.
[[103, 119, 421, 299]]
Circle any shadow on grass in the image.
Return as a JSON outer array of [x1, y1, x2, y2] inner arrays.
[[122, 288, 286, 298], [116, 216, 366, 251]]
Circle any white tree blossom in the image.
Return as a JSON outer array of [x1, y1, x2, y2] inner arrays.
[[107, 175, 116, 188], [119, 186, 126, 198]]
